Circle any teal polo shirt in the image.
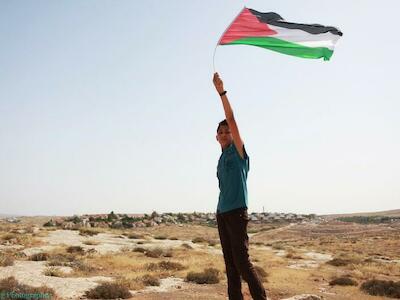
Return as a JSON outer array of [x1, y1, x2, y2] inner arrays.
[[217, 142, 250, 214]]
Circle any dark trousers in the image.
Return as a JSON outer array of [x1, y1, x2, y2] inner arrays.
[[217, 208, 267, 300]]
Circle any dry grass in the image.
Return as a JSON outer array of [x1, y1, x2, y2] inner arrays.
[[271, 242, 286, 250], [126, 233, 146, 239], [327, 258, 356, 266], [329, 276, 358, 286], [1, 233, 17, 241], [181, 243, 193, 249], [43, 266, 67, 277], [186, 267, 220, 284], [360, 279, 400, 297], [0, 231, 42, 247], [2, 217, 399, 299], [132, 224, 219, 241], [267, 267, 321, 298], [0, 254, 14, 266], [141, 274, 160, 286], [253, 265, 268, 281], [29, 252, 49, 261], [83, 239, 100, 245], [0, 276, 59, 299], [79, 228, 101, 236], [61, 240, 225, 290], [84, 281, 132, 299], [41, 247, 99, 274], [133, 246, 146, 253], [144, 247, 172, 258], [46, 250, 78, 267], [66, 245, 85, 254], [192, 237, 207, 243], [208, 239, 218, 246], [146, 260, 186, 271], [285, 248, 304, 260]]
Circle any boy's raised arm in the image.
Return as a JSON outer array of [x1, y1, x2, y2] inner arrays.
[[213, 72, 245, 159]]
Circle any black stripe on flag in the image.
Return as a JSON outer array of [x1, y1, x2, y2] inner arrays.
[[248, 9, 343, 36]]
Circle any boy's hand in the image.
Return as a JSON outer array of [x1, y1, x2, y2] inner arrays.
[[213, 72, 225, 94]]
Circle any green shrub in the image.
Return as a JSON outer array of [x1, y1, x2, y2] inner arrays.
[[67, 215, 82, 224], [43, 220, 55, 227], [107, 211, 118, 222]]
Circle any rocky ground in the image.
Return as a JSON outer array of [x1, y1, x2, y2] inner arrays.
[[1, 218, 399, 299]]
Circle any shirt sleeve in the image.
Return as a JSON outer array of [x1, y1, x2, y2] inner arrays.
[[242, 145, 250, 172], [243, 145, 249, 160]]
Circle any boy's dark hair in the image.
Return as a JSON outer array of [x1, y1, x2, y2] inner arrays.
[[217, 119, 229, 132]]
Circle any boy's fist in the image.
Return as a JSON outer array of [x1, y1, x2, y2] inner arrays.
[[213, 72, 225, 94]]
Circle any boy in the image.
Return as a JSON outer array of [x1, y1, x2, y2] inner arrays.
[[213, 72, 267, 300]]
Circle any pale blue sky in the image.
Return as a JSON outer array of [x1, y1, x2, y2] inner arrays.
[[1, 0, 399, 216]]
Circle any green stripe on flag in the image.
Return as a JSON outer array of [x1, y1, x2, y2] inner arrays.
[[225, 36, 334, 61]]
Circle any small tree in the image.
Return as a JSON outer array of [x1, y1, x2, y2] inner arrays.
[[68, 215, 81, 224], [107, 211, 117, 221], [177, 213, 185, 222], [43, 219, 54, 227]]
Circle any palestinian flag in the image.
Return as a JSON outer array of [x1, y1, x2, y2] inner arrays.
[[219, 8, 342, 61]]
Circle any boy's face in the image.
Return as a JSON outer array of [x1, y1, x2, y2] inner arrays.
[[216, 125, 233, 149]]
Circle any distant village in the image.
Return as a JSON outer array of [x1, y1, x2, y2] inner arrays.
[[4, 211, 399, 228], [32, 211, 322, 229]]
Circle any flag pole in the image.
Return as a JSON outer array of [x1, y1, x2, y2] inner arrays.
[[213, 6, 246, 72]]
